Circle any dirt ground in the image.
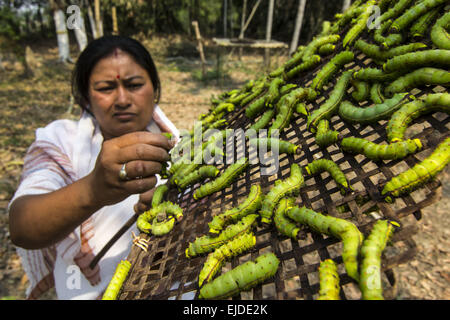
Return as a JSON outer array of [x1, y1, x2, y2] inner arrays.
[[0, 35, 448, 300]]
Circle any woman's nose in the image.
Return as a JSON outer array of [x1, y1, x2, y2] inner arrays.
[[115, 85, 131, 108]]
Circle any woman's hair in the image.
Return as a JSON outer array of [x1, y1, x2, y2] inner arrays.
[[71, 35, 161, 112]]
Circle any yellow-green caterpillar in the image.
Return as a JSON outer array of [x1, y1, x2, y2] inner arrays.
[[260, 163, 305, 225], [176, 165, 220, 190], [150, 213, 175, 236], [248, 137, 300, 155], [185, 214, 259, 258], [208, 185, 263, 235], [383, 49, 450, 73], [305, 159, 352, 195], [315, 119, 340, 149], [249, 109, 275, 131], [340, 137, 423, 162], [386, 93, 450, 143], [338, 93, 410, 124], [152, 184, 169, 208], [317, 259, 340, 300], [198, 252, 280, 299], [273, 197, 301, 240], [136, 201, 183, 234], [307, 70, 353, 132], [384, 67, 450, 97], [286, 206, 363, 282], [102, 259, 131, 300], [311, 51, 354, 92], [193, 158, 249, 200], [360, 219, 399, 300], [354, 39, 428, 61], [409, 6, 441, 39], [370, 82, 385, 104], [198, 232, 256, 287], [302, 34, 341, 62], [430, 11, 450, 50], [381, 137, 450, 203], [353, 67, 404, 83], [351, 80, 370, 102], [342, 0, 377, 48], [284, 55, 322, 80]]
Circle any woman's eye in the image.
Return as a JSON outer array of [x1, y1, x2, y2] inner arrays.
[[128, 83, 143, 89], [97, 87, 114, 92]]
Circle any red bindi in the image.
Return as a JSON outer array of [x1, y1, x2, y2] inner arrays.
[[116, 74, 120, 79]]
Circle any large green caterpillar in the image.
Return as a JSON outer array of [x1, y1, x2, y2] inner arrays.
[[102, 259, 131, 300], [193, 158, 249, 200], [430, 11, 450, 50], [360, 219, 398, 300], [342, 0, 377, 48], [198, 232, 256, 287], [354, 39, 428, 62], [383, 49, 450, 73], [286, 206, 363, 282], [409, 6, 442, 39], [317, 259, 340, 300], [284, 55, 322, 80], [208, 185, 263, 235], [307, 70, 353, 132], [259, 163, 305, 225], [384, 67, 450, 97], [265, 77, 285, 108], [311, 51, 354, 92], [338, 92, 410, 124], [185, 213, 259, 258], [329, 0, 365, 34], [305, 159, 352, 195], [386, 93, 450, 143], [373, 0, 414, 28], [381, 136, 450, 203], [248, 137, 300, 155], [353, 67, 404, 83], [198, 252, 280, 299], [389, 0, 447, 33], [176, 165, 220, 190], [240, 78, 267, 108], [340, 137, 423, 162], [302, 34, 341, 62], [152, 184, 169, 208], [315, 119, 340, 149], [249, 109, 275, 131], [150, 213, 175, 236], [136, 201, 183, 234], [370, 82, 385, 104], [273, 197, 301, 240], [351, 80, 370, 102]]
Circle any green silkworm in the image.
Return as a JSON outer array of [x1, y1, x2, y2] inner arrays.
[[302, 34, 341, 61], [208, 185, 263, 235], [151, 214, 175, 236], [340, 137, 423, 162], [211, 102, 235, 116], [305, 159, 352, 195], [102, 260, 131, 300], [343, 0, 377, 48], [351, 80, 370, 102], [317, 259, 340, 300], [249, 109, 275, 131], [315, 119, 340, 149], [409, 6, 441, 39], [374, 0, 414, 26], [245, 95, 267, 119], [385, 68, 450, 97], [318, 44, 336, 56], [286, 206, 363, 282], [338, 92, 410, 124], [152, 184, 169, 208], [354, 39, 428, 61], [198, 252, 280, 299], [260, 163, 305, 225], [176, 165, 220, 190], [283, 46, 306, 71], [381, 136, 450, 203], [383, 49, 450, 73], [329, 0, 365, 34], [193, 158, 249, 200], [248, 137, 300, 155], [430, 11, 450, 50], [185, 214, 259, 258], [136, 201, 184, 233], [353, 67, 404, 82], [198, 232, 256, 287], [389, 0, 447, 33], [307, 70, 353, 132], [284, 55, 322, 80], [295, 102, 309, 117], [241, 78, 267, 107], [360, 220, 398, 300], [266, 77, 285, 108], [386, 93, 450, 142], [370, 82, 385, 104], [311, 51, 354, 92], [273, 197, 301, 240]]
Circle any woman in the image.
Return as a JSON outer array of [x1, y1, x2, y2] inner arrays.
[[8, 35, 179, 299]]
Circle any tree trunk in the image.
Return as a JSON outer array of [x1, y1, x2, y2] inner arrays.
[[264, 0, 275, 68], [69, 4, 88, 52], [112, 6, 119, 35], [289, 0, 307, 56], [86, 1, 98, 39], [238, 0, 248, 60], [94, 0, 103, 38], [223, 0, 228, 37], [52, 6, 72, 62], [342, 0, 352, 12]]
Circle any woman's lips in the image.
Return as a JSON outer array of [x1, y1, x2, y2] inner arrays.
[[113, 112, 136, 121]]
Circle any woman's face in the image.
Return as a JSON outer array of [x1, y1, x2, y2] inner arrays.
[[88, 49, 155, 140]]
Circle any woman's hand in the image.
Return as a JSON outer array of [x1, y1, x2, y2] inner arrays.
[[86, 131, 174, 207]]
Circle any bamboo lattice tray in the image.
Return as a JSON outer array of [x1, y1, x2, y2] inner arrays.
[[117, 22, 449, 300]]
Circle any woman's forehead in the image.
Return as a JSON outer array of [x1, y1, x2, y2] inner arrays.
[[90, 49, 148, 80]]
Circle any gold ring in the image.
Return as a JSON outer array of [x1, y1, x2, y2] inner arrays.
[[119, 163, 128, 181]]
